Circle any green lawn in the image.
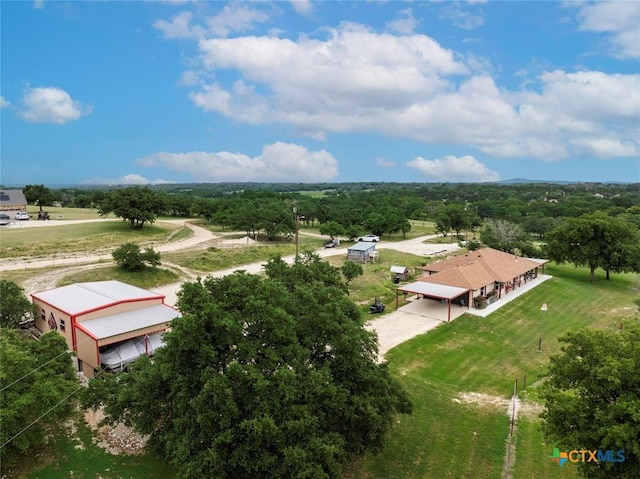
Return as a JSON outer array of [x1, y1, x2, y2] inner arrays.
[[348, 264, 638, 479]]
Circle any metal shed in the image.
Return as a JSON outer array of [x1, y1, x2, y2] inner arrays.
[[347, 242, 378, 263], [390, 265, 410, 281]]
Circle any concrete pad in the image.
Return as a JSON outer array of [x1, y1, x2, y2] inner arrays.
[[365, 311, 443, 360]]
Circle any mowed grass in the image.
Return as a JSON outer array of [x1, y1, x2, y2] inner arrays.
[[348, 264, 638, 479], [0, 221, 186, 259]]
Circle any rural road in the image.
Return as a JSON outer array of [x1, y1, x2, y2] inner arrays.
[[2, 218, 461, 358]]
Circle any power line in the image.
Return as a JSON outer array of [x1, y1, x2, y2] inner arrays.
[[0, 367, 107, 450], [1, 333, 95, 393]]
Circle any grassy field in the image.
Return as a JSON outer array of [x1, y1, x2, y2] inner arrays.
[[0, 221, 186, 259], [346, 264, 638, 479], [58, 265, 180, 289], [163, 235, 325, 272], [21, 206, 103, 221]]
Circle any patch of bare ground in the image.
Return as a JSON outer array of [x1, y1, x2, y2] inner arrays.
[[84, 408, 148, 455], [453, 391, 510, 413]]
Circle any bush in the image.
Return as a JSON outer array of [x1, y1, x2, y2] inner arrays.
[[112, 243, 160, 271]]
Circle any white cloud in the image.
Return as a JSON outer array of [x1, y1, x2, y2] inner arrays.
[[439, 2, 484, 30], [83, 174, 173, 185], [577, 0, 640, 59], [32, 0, 44, 9], [154, 11, 202, 39], [154, 4, 270, 39], [136, 142, 339, 182], [407, 155, 500, 182], [375, 158, 396, 168], [290, 0, 314, 16], [0, 96, 10, 108], [570, 138, 638, 158], [161, 16, 638, 161], [17, 86, 91, 124], [386, 8, 419, 35]]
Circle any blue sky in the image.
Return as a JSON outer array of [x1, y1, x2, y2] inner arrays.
[[1, 0, 639, 186]]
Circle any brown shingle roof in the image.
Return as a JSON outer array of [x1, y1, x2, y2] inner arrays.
[[419, 247, 542, 290]]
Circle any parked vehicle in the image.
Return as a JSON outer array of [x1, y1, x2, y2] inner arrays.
[[37, 211, 50, 220], [15, 211, 29, 220], [0, 214, 11, 226], [324, 237, 340, 248], [358, 234, 380, 242], [369, 298, 385, 314]]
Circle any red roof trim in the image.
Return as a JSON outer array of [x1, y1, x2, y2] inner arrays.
[[74, 321, 98, 341]]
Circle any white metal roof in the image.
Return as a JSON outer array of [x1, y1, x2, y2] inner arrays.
[[397, 281, 469, 300], [390, 265, 408, 274], [80, 304, 179, 340], [348, 242, 377, 251], [32, 281, 164, 316]]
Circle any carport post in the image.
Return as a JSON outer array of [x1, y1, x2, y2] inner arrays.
[[448, 300, 451, 322], [395, 289, 399, 309]]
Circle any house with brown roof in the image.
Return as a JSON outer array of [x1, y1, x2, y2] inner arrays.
[[396, 248, 548, 320]]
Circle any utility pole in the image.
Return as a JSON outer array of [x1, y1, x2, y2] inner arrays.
[[293, 203, 299, 259]]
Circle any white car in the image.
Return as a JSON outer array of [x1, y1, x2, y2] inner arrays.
[[358, 234, 380, 242], [15, 212, 29, 220]]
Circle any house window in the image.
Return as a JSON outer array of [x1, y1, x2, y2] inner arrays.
[[41, 309, 45, 321], [481, 286, 485, 296], [59, 319, 66, 332]]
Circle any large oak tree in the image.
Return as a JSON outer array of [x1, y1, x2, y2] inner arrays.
[[98, 186, 166, 229], [83, 253, 411, 478], [541, 326, 640, 479], [545, 212, 640, 282]]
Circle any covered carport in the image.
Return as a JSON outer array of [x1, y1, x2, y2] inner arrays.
[[395, 281, 470, 322]]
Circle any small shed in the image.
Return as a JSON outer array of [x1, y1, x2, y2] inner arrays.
[[347, 242, 378, 264], [390, 265, 410, 281]]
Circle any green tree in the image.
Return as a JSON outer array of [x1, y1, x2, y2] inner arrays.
[[0, 331, 78, 473], [546, 212, 640, 282], [341, 261, 363, 287], [112, 243, 161, 271], [23, 184, 53, 211], [83, 258, 411, 479], [98, 186, 165, 229], [0, 280, 32, 329], [541, 326, 640, 479], [445, 204, 472, 238], [319, 221, 345, 239]]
